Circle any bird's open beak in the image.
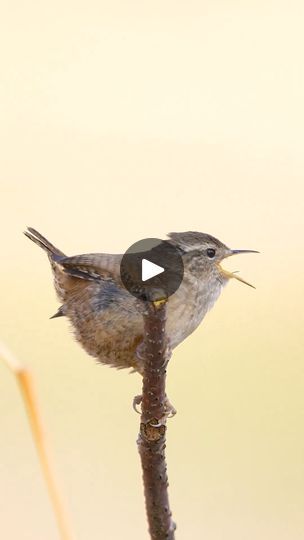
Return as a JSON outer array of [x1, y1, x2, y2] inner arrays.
[[217, 249, 259, 288]]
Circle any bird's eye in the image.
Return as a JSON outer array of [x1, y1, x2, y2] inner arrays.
[[206, 248, 216, 258]]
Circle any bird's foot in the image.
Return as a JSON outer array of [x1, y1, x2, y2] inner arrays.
[[132, 394, 177, 423], [150, 398, 177, 426], [151, 396, 176, 424]]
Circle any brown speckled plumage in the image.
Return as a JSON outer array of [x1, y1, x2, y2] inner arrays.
[[25, 227, 249, 374]]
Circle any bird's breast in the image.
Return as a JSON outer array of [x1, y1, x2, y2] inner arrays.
[[166, 274, 226, 348]]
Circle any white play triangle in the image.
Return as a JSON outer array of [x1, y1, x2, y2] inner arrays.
[[141, 258, 164, 282]]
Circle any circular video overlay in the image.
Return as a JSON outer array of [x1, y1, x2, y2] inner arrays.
[[120, 238, 184, 302]]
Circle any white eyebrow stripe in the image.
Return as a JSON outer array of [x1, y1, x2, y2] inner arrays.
[[181, 244, 206, 252]]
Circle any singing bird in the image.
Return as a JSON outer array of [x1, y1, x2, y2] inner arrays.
[[25, 228, 257, 375]]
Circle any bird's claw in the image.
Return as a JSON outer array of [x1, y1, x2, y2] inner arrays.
[[133, 394, 177, 422], [164, 397, 177, 418], [133, 394, 142, 414], [148, 397, 177, 426]]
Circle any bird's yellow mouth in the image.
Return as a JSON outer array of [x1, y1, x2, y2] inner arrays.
[[217, 263, 255, 288], [216, 248, 258, 288]]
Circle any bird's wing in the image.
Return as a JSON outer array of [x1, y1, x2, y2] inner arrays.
[[59, 253, 122, 283]]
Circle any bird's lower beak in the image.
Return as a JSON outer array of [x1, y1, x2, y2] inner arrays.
[[217, 248, 259, 288]]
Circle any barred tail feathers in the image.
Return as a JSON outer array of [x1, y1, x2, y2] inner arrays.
[[24, 227, 65, 258]]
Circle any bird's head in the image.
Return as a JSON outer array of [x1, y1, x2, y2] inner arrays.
[[167, 231, 258, 287]]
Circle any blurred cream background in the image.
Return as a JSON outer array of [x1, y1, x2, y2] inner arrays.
[[1, 1, 303, 539]]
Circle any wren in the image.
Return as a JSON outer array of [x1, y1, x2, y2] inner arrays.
[[24, 228, 257, 375]]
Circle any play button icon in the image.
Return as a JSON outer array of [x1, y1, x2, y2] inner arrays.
[[120, 237, 184, 302], [142, 259, 164, 282]]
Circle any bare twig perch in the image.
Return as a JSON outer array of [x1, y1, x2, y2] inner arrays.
[[137, 300, 176, 540], [0, 342, 72, 540]]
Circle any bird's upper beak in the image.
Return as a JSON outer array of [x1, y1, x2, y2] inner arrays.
[[230, 249, 260, 255], [217, 249, 259, 288]]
